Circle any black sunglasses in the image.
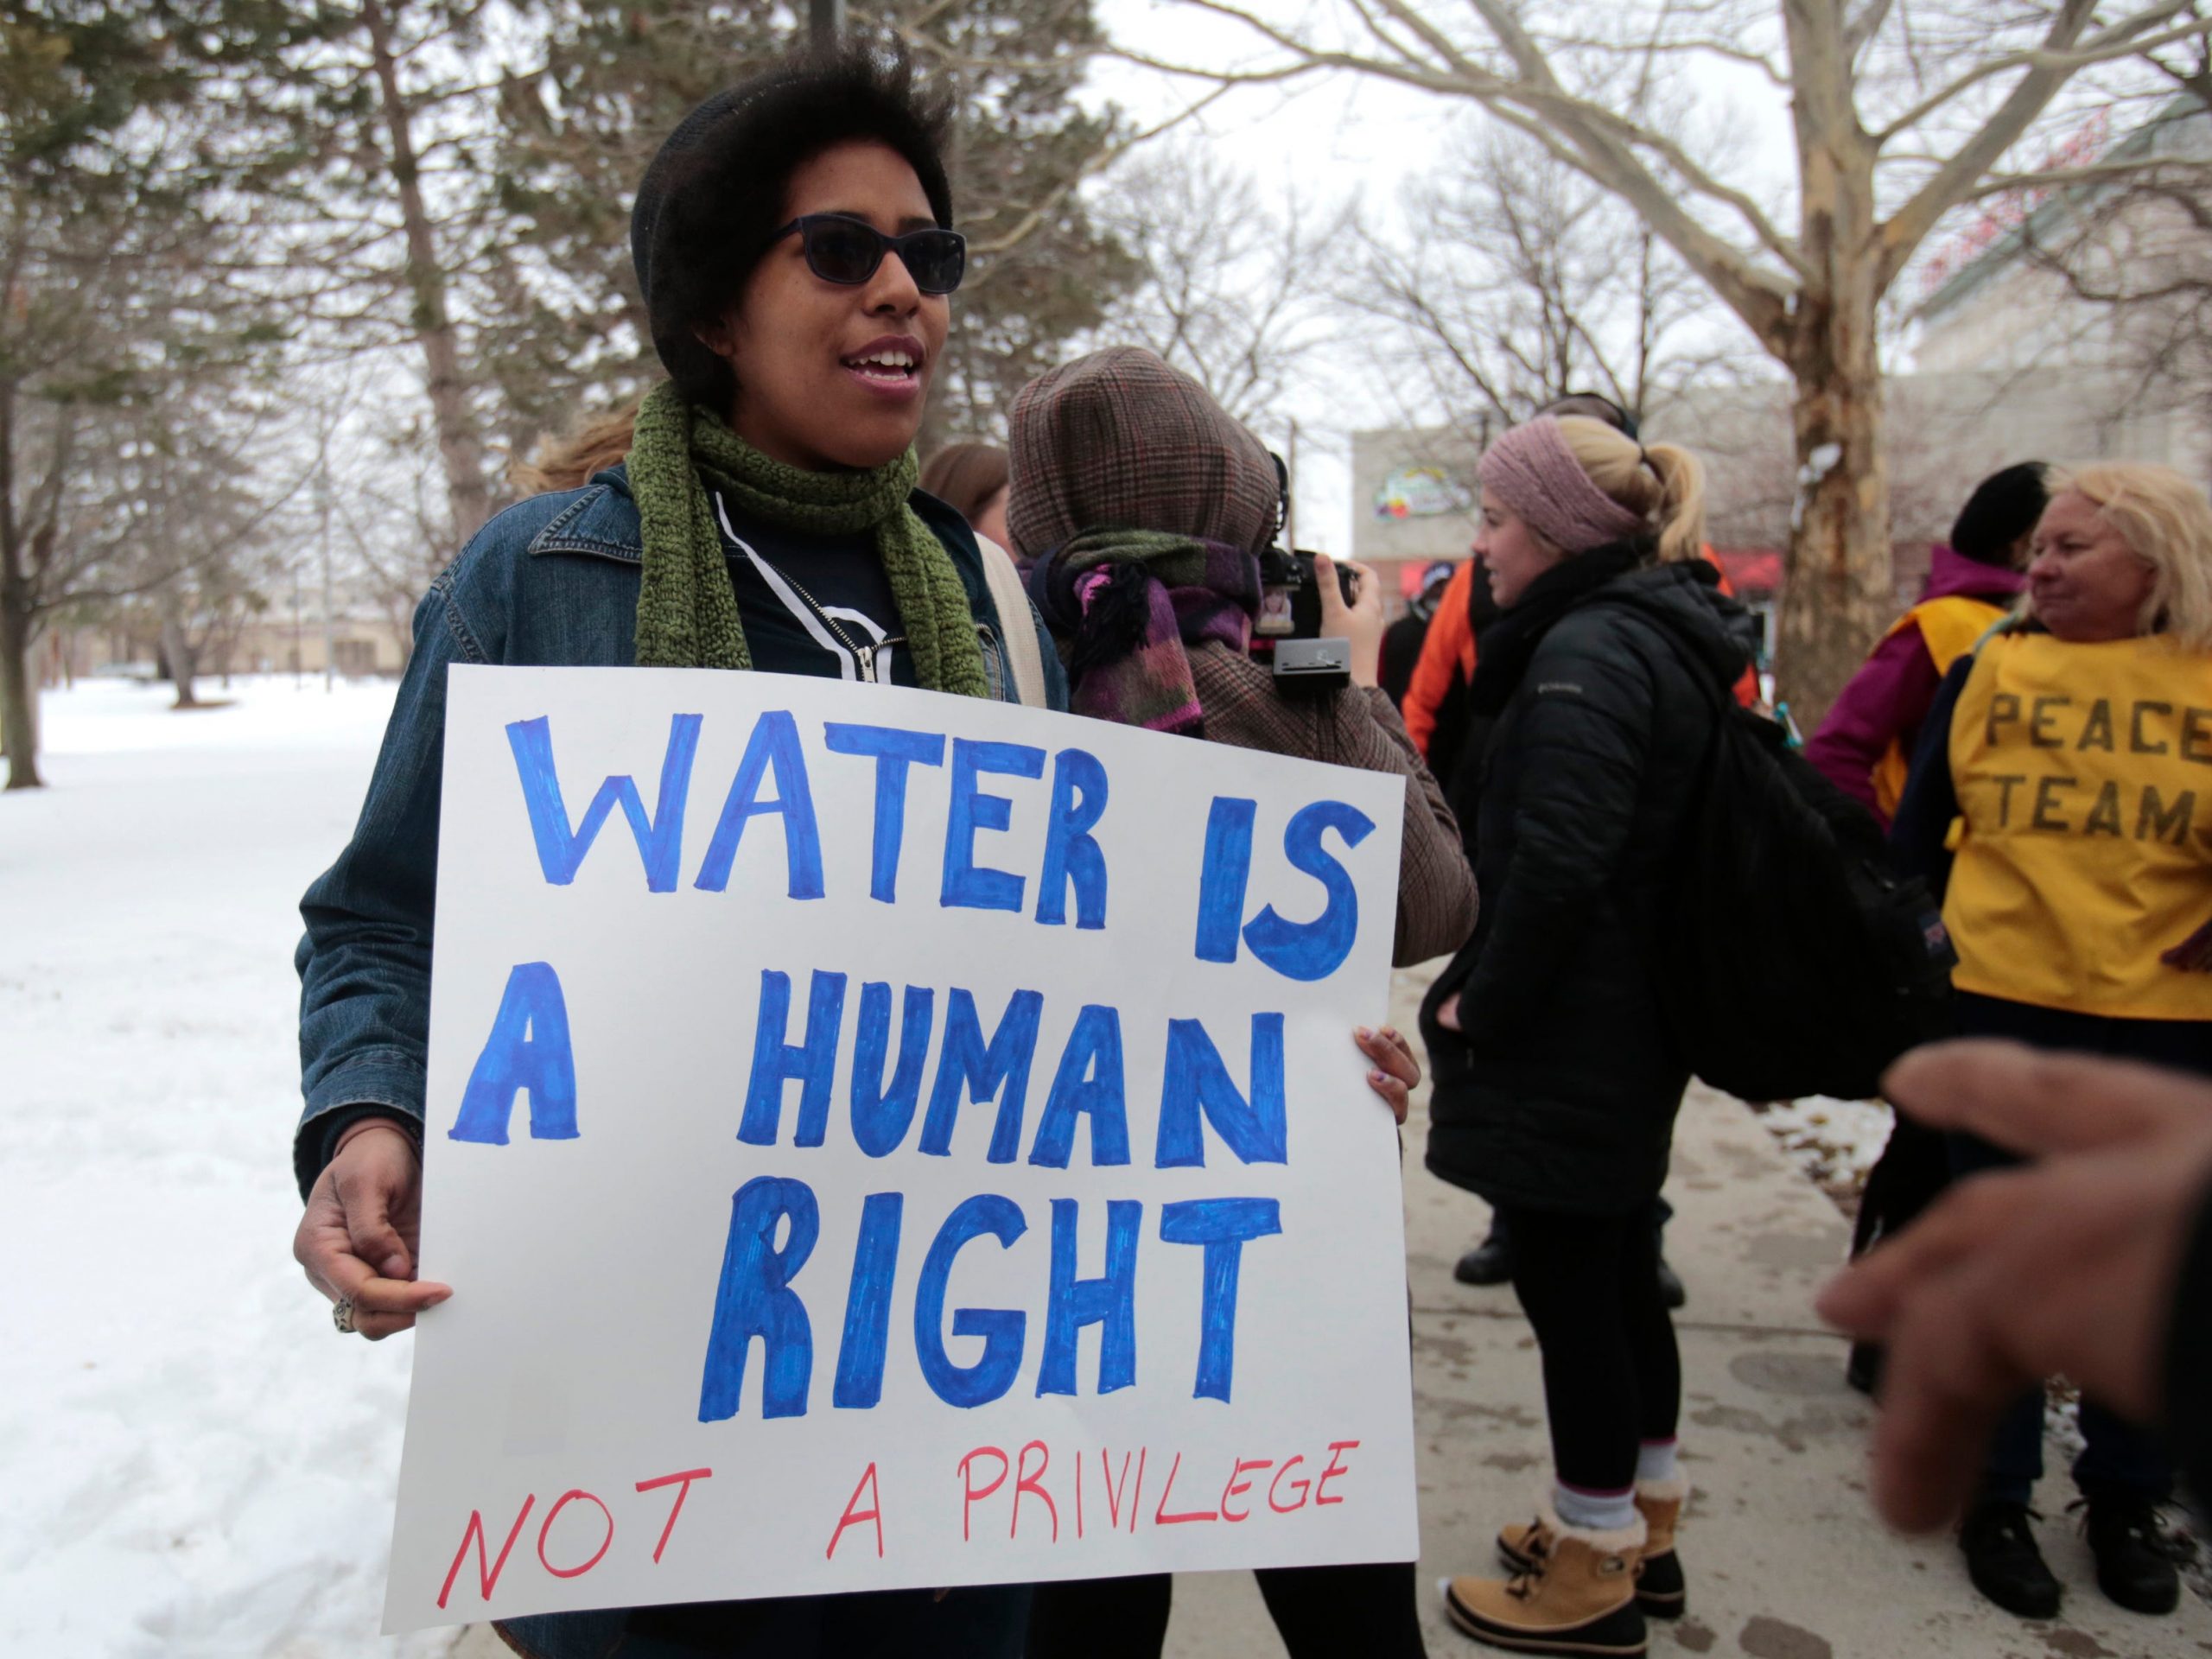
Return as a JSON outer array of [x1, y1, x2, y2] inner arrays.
[[771, 213, 967, 296]]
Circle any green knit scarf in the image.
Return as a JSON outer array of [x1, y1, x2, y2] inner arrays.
[[626, 381, 992, 698]]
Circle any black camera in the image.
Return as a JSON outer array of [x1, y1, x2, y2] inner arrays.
[[1249, 454, 1357, 691], [1253, 544, 1359, 645]]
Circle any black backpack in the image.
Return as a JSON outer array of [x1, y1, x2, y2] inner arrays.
[[1623, 608, 1956, 1103]]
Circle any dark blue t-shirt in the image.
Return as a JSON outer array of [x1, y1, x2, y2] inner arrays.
[[712, 491, 917, 687]]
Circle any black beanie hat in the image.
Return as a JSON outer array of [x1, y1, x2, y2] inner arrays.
[[1540, 391, 1640, 442], [629, 53, 954, 409], [1950, 462, 2050, 567]]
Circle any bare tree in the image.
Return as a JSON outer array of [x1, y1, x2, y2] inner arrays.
[[1685, 374, 2024, 575], [134, 418, 302, 709], [1084, 138, 1344, 426], [1351, 122, 1751, 442], [242, 0, 514, 549], [327, 393, 462, 668], [1121, 0, 2212, 720], [0, 9, 294, 788], [1994, 77, 2212, 437]]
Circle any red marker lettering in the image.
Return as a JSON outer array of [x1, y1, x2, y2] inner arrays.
[[1129, 1448, 1146, 1534], [1314, 1440, 1359, 1507], [1101, 1448, 1136, 1531], [1220, 1457, 1272, 1522], [536, 1490, 614, 1580], [958, 1446, 1010, 1542], [635, 1467, 713, 1566], [1012, 1440, 1059, 1541], [826, 1462, 885, 1560], [1075, 1445, 1084, 1540], [1153, 1452, 1220, 1525], [436, 1494, 535, 1610], [1268, 1456, 1311, 1514]]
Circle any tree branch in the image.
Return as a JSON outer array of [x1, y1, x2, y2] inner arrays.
[[1874, 0, 2104, 292], [1873, 3, 2206, 143], [1962, 155, 2212, 200], [1844, 0, 1898, 62], [966, 86, 1234, 257]]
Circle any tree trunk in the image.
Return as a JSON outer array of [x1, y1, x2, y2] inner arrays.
[[1776, 340, 1891, 729], [1774, 90, 1891, 732], [362, 0, 493, 544], [0, 586, 41, 789], [161, 615, 200, 709]]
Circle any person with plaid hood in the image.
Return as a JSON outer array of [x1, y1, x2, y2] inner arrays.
[[1011, 345, 1468, 1659]]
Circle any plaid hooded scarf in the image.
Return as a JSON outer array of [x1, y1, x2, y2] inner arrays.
[[1011, 347, 1282, 737]]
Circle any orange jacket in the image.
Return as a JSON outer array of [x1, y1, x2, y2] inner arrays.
[[1402, 562, 1480, 758], [1402, 550, 1757, 760]]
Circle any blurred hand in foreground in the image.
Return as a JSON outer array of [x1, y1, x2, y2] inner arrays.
[[1817, 1041, 2212, 1531]]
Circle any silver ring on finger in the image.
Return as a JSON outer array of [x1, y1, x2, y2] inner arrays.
[[333, 1296, 358, 1335]]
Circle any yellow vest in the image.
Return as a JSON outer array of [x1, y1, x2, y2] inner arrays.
[[1871, 594, 2010, 818], [1946, 631, 2212, 1018]]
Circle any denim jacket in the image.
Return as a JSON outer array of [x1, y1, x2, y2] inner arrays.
[[293, 465, 1067, 1197]]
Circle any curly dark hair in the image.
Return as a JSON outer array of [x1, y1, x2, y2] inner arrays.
[[631, 48, 955, 410]]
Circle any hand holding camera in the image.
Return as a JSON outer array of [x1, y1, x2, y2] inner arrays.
[[1250, 543, 1380, 693], [1314, 553, 1385, 689]]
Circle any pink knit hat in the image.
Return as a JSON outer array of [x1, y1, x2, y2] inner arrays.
[[1478, 416, 1649, 554]]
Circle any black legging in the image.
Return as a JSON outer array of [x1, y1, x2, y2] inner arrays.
[[1026, 1562, 1427, 1658], [1500, 1205, 1681, 1494]]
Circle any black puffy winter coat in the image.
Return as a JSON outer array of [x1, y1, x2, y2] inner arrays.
[[1421, 558, 1749, 1216]]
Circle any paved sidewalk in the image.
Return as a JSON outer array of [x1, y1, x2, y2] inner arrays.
[[1157, 966, 2212, 1657], [461, 965, 2211, 1656]]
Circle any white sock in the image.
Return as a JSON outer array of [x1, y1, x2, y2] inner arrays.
[[1554, 1481, 1637, 1532], [1637, 1440, 1681, 1484]]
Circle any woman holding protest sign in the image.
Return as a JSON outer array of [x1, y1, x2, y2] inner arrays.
[[292, 52, 1439, 1659], [290, 49, 1071, 1659], [1887, 461, 2212, 1623], [1009, 344, 1465, 1659], [1419, 415, 1747, 1658]]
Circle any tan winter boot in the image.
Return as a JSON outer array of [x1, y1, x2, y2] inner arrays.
[[1495, 1510, 1556, 1574], [1498, 1482, 1687, 1619], [1631, 1478, 1687, 1619], [1447, 1503, 1647, 1656]]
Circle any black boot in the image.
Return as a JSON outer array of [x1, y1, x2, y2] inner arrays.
[[1454, 1221, 1514, 1286], [1844, 1341, 1883, 1396], [2084, 1495, 2183, 1616], [1959, 1499, 2062, 1619], [1454, 1233, 1515, 1286], [1650, 1201, 1685, 1309]]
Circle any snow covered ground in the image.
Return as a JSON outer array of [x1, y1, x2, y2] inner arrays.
[[9, 676, 2196, 1649], [2, 676, 466, 1658], [1749, 1093, 1895, 1213]]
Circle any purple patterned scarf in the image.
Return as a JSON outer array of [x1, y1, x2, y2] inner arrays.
[[1027, 529, 1261, 736]]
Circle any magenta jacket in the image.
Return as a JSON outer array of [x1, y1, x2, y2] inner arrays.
[[1806, 544, 2024, 823]]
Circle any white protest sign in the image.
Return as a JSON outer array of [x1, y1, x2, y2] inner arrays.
[[385, 664, 1417, 1631]]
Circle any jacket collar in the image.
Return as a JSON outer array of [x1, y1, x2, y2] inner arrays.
[[1923, 542, 2025, 604], [521, 463, 987, 591], [524, 463, 645, 563]]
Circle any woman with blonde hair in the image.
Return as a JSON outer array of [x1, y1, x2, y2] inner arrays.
[[1889, 461, 2212, 1624], [1421, 414, 1752, 1656], [509, 404, 642, 496]]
